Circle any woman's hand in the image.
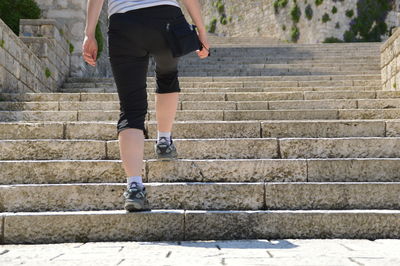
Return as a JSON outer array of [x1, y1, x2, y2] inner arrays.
[[82, 34, 98, 67], [196, 30, 210, 59]]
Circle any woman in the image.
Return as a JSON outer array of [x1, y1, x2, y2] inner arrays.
[[82, 0, 210, 212]]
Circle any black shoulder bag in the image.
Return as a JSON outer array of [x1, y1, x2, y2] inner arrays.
[[164, 15, 210, 58]]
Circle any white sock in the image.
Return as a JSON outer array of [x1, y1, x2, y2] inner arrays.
[[157, 131, 171, 144], [127, 176, 144, 189]]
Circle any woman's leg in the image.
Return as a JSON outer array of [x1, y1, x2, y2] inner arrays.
[[153, 51, 181, 135], [118, 128, 144, 177], [156, 92, 179, 132]]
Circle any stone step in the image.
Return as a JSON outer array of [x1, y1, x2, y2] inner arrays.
[[181, 56, 381, 61], [1, 158, 400, 185], [0, 119, 397, 140], [59, 85, 382, 94], [170, 70, 379, 77], [1, 209, 399, 243], [190, 50, 380, 55], [65, 74, 381, 83], [4, 98, 398, 112], [205, 39, 381, 47], [174, 64, 380, 70], [61, 80, 381, 89], [5, 90, 398, 103], [1, 137, 400, 160], [1, 108, 400, 122], [0, 182, 399, 213]]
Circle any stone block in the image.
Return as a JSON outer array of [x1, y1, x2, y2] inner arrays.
[[147, 121, 261, 138], [78, 111, 118, 121], [147, 159, 307, 182], [108, 138, 278, 160], [148, 110, 223, 121], [0, 110, 77, 122], [279, 137, 400, 159], [3, 210, 184, 243], [357, 99, 400, 109], [339, 109, 400, 120], [226, 92, 303, 101], [65, 122, 117, 140], [304, 91, 376, 100], [184, 210, 400, 240], [0, 122, 63, 139], [270, 99, 356, 110], [224, 110, 337, 121], [181, 101, 236, 110], [261, 120, 385, 138], [0, 140, 107, 160], [0, 160, 128, 184], [308, 158, 400, 182], [264, 182, 400, 210]]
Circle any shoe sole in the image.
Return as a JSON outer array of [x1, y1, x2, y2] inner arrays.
[[124, 201, 151, 212], [156, 150, 178, 161], [157, 156, 177, 161]]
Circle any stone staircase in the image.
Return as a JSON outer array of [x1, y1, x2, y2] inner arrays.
[[1, 41, 400, 244]]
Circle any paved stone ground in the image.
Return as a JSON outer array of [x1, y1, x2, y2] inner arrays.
[[1, 239, 399, 265]]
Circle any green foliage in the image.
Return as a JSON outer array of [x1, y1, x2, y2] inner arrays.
[[257, 27, 261, 33], [220, 15, 227, 25], [344, 0, 392, 42], [345, 9, 354, 18], [323, 37, 344, 43], [282, 24, 286, 31], [44, 67, 51, 78], [393, 82, 397, 89], [331, 6, 337, 14], [211, 0, 229, 29], [343, 30, 355, 42], [322, 13, 330, 23], [95, 21, 103, 59], [0, 0, 41, 35], [0, 39, 4, 48], [59, 28, 64, 36], [305, 4, 313, 20], [290, 25, 300, 42], [335, 22, 340, 29], [208, 18, 217, 33], [273, 0, 289, 14], [315, 0, 323, 6], [228, 16, 232, 23], [216, 0, 225, 14], [67, 40, 74, 54], [290, 3, 301, 23]]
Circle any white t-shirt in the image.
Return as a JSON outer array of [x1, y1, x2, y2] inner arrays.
[[108, 0, 181, 18]]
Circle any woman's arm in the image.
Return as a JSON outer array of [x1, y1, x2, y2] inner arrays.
[[82, 0, 105, 66], [181, 0, 210, 59]]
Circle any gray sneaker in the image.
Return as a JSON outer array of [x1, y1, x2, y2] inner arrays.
[[155, 136, 178, 161], [123, 182, 151, 212]]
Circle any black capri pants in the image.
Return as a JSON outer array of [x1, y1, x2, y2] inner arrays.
[[107, 5, 184, 138]]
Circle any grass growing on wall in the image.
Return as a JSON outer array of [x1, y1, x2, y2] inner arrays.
[[305, 4, 313, 20], [274, 0, 289, 14], [322, 13, 330, 23], [0, 0, 41, 35], [291, 25, 300, 42], [290, 2, 301, 23]]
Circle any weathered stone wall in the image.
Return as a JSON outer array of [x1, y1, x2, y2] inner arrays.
[[381, 27, 400, 91], [19, 19, 71, 89], [34, 0, 111, 78], [28, 0, 400, 78], [0, 18, 67, 93], [182, 0, 400, 44]]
